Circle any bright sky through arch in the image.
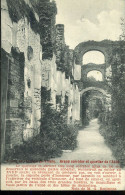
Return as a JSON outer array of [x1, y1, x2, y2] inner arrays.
[[83, 51, 105, 64], [87, 70, 103, 81]]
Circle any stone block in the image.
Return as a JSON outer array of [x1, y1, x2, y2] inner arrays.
[[10, 99, 19, 107]]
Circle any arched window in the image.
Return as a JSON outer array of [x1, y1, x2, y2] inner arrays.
[[83, 51, 105, 65], [87, 70, 103, 81]]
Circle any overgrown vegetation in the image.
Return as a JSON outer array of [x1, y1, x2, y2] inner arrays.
[[56, 46, 75, 81], [98, 40, 125, 167], [6, 87, 78, 162], [38, 0, 57, 60], [6, 0, 39, 34]]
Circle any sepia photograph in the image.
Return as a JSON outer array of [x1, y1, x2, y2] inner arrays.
[[1, 0, 125, 191]]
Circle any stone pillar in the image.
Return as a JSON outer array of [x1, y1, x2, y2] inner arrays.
[[39, 0, 57, 60], [56, 24, 65, 46], [55, 24, 65, 71]]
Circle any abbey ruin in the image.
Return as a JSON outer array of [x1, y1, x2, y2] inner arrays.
[[1, 0, 125, 163]]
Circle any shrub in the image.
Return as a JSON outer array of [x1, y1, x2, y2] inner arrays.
[[6, 88, 78, 162], [99, 110, 125, 168]]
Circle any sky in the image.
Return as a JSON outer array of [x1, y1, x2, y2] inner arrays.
[[87, 70, 103, 81], [55, 0, 125, 49], [83, 51, 105, 64], [83, 51, 105, 80]]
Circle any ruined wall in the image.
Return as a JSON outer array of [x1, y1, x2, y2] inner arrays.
[[1, 49, 10, 160], [16, 17, 42, 139], [74, 40, 113, 66], [73, 40, 120, 118], [39, 2, 80, 124], [55, 24, 74, 80], [1, 1, 25, 156], [73, 85, 81, 122], [1, 0, 42, 152], [41, 54, 80, 124], [81, 64, 105, 81], [55, 24, 65, 71], [39, 0, 57, 60], [1, 0, 81, 160], [1, 48, 25, 153]]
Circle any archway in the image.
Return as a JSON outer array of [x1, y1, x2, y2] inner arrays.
[[74, 40, 113, 67], [83, 51, 105, 65], [80, 87, 107, 96], [80, 88, 107, 126], [87, 70, 103, 81]]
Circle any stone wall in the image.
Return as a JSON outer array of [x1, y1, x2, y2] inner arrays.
[[1, 49, 10, 160], [1, 48, 25, 153], [74, 40, 114, 66], [41, 54, 81, 123], [55, 24, 65, 71], [16, 17, 42, 139], [81, 64, 105, 81], [55, 24, 74, 80], [39, 0, 57, 60], [1, 0, 81, 160], [1, 0, 42, 154], [1, 0, 42, 141]]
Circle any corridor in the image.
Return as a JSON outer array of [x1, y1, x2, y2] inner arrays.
[[55, 119, 115, 161]]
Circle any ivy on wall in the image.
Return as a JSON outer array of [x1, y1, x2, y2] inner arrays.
[[56, 45, 75, 81], [98, 40, 125, 167], [6, 0, 74, 79], [6, 0, 39, 34], [6, 87, 78, 162], [38, 0, 57, 60]]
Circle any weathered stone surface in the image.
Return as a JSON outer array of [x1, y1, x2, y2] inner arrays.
[[74, 40, 121, 66], [1, 0, 80, 161], [5, 119, 24, 149], [55, 24, 74, 79], [39, 0, 57, 60], [81, 63, 105, 81]]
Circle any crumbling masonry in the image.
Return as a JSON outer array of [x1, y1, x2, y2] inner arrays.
[[1, 0, 81, 160], [1, 0, 121, 161]]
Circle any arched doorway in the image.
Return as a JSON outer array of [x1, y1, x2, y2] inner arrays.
[[80, 89, 106, 126]]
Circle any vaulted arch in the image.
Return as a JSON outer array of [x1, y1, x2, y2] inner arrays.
[[74, 40, 113, 67], [80, 87, 107, 96]]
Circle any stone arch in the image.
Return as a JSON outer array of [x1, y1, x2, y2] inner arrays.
[[80, 87, 107, 125], [81, 65, 105, 81], [74, 40, 113, 67], [80, 87, 107, 96], [87, 70, 103, 81]]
